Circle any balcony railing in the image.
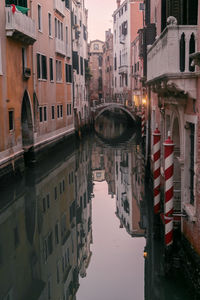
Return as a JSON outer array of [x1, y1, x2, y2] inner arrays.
[[118, 64, 128, 74], [147, 25, 197, 82], [55, 38, 66, 56], [54, 0, 65, 17], [5, 7, 36, 44]]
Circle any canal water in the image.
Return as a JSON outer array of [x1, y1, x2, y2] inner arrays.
[[0, 111, 197, 299]]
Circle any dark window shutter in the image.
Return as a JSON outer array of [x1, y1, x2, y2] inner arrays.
[[189, 33, 195, 72], [37, 53, 41, 78], [180, 33, 185, 72]]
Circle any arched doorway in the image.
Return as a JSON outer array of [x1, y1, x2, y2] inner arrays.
[[172, 117, 181, 214], [21, 91, 34, 148]]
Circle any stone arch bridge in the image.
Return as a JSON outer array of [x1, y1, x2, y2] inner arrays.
[[91, 101, 140, 122]]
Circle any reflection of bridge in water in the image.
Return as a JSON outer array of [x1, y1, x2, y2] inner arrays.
[[91, 99, 141, 122]]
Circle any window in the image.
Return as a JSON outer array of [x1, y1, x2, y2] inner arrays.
[[94, 43, 99, 50], [63, 180, 65, 191], [22, 47, 27, 74], [189, 33, 195, 72], [47, 194, 50, 208], [37, 53, 41, 78], [98, 56, 102, 67], [55, 18, 63, 40], [139, 3, 145, 11], [72, 51, 79, 73], [66, 26, 69, 52], [48, 232, 53, 255], [51, 105, 55, 119], [83, 25, 87, 40], [84, 192, 86, 208], [189, 123, 195, 205], [57, 105, 60, 118], [61, 214, 67, 238], [55, 18, 57, 38], [38, 4, 42, 31], [65, 64, 72, 83], [57, 105, 63, 118], [55, 223, 59, 244], [8, 110, 14, 131], [180, 33, 185, 72], [56, 60, 62, 82], [49, 58, 53, 81], [44, 106, 47, 121], [57, 262, 60, 284], [42, 55, 47, 79], [114, 55, 117, 70], [48, 13, 52, 36], [39, 107, 43, 122], [80, 56, 83, 75], [37, 53, 47, 79], [65, 0, 70, 9], [54, 186, 57, 200], [67, 104, 72, 115]]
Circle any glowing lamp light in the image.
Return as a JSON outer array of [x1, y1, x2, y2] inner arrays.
[[142, 98, 147, 106], [143, 252, 148, 258]]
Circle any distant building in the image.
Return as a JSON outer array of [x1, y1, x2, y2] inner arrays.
[[102, 29, 114, 102], [88, 40, 104, 106]]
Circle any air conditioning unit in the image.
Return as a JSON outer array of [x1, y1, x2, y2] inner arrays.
[[23, 67, 31, 79]]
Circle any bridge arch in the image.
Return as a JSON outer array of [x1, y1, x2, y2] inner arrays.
[[94, 104, 137, 122]]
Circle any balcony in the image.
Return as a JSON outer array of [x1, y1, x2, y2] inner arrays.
[[55, 38, 66, 56], [147, 24, 197, 100], [118, 64, 128, 75], [5, 7, 36, 45], [54, 0, 65, 17]]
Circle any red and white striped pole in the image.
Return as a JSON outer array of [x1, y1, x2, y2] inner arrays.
[[163, 131, 174, 247], [141, 106, 145, 137], [153, 126, 161, 214]]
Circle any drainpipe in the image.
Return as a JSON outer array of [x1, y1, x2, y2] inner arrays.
[[30, 0, 36, 135]]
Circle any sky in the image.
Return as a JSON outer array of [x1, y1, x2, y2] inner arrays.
[[85, 0, 117, 42]]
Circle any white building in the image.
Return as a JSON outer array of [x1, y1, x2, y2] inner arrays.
[[113, 0, 143, 104], [71, 0, 89, 129]]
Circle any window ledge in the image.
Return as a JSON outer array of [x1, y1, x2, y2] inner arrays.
[[183, 203, 197, 222], [38, 79, 47, 82]]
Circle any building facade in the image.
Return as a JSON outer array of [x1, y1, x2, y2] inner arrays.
[[71, 0, 89, 130], [113, 0, 143, 105], [88, 40, 104, 106], [0, 0, 89, 179], [102, 29, 114, 102]]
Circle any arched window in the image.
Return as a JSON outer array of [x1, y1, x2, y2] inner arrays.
[[180, 33, 185, 72], [189, 33, 195, 72]]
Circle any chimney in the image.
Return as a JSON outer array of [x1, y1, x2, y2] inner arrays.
[[117, 0, 121, 8]]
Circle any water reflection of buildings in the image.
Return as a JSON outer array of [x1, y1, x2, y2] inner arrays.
[[115, 145, 145, 237], [0, 139, 93, 300]]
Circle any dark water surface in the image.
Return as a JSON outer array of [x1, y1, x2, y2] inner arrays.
[[0, 113, 195, 299]]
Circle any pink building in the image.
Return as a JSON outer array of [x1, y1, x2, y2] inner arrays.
[[131, 35, 144, 111], [147, 0, 200, 282]]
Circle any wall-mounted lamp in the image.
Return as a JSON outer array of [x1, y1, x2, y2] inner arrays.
[[142, 98, 147, 106]]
